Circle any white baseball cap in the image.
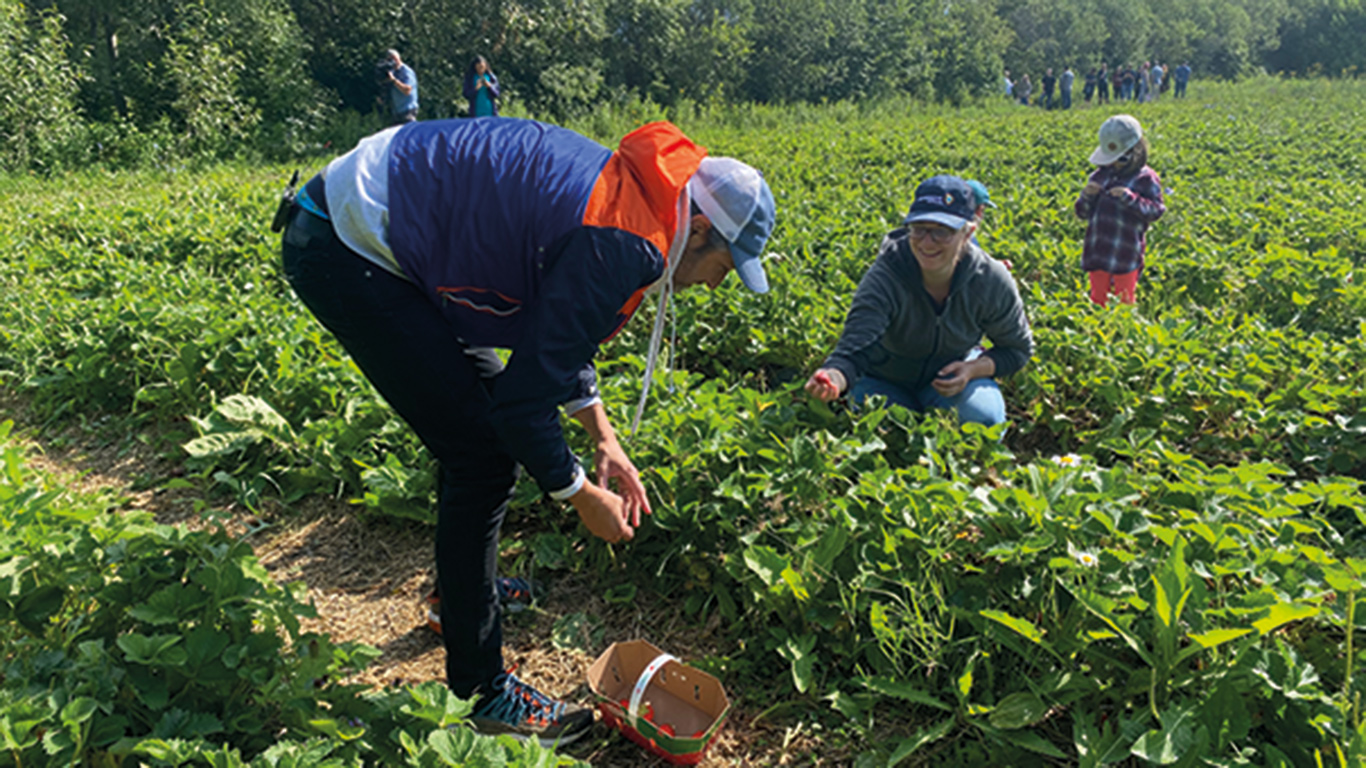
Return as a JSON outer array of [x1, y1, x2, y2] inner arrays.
[[688, 157, 776, 294], [1089, 114, 1143, 165]]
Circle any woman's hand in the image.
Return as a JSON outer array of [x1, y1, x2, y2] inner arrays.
[[593, 439, 651, 528], [1083, 181, 1103, 197], [1107, 186, 1129, 198], [931, 361, 971, 398], [805, 368, 846, 402], [569, 483, 634, 543], [932, 356, 996, 398]]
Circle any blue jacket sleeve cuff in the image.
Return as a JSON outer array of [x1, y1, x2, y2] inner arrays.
[[548, 464, 586, 501], [562, 395, 602, 416]]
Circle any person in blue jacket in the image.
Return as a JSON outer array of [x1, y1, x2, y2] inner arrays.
[[279, 118, 775, 745]]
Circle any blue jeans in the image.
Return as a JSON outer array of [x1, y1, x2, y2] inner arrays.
[[281, 205, 513, 698], [851, 375, 1007, 427]]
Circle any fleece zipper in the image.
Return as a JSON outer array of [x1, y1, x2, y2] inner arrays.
[[916, 286, 950, 387]]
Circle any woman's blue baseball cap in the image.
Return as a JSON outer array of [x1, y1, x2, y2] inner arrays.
[[689, 157, 776, 294], [903, 175, 977, 230]]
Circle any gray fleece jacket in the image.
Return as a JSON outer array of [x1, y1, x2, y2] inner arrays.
[[824, 229, 1034, 392]]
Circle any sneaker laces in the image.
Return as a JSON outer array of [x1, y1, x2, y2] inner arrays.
[[497, 577, 533, 602], [428, 576, 533, 606], [478, 671, 567, 727]]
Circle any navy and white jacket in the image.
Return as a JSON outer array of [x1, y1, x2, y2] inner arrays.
[[317, 118, 706, 498]]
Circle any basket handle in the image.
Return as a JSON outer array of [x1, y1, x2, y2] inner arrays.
[[627, 652, 678, 728]]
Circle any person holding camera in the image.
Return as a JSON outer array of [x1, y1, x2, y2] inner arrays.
[[463, 56, 501, 117], [383, 48, 418, 124]]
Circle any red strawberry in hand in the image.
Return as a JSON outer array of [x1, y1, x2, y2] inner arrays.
[[807, 369, 842, 402]]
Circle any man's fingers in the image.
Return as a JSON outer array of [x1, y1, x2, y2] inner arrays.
[[620, 466, 646, 496], [617, 467, 651, 514], [613, 498, 634, 541], [625, 482, 652, 518]]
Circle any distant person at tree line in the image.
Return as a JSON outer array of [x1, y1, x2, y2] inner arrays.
[[1042, 68, 1056, 109], [804, 175, 1034, 428], [1060, 66, 1074, 109], [1015, 73, 1032, 106], [1096, 63, 1110, 104], [1074, 115, 1165, 307], [1083, 68, 1097, 103], [463, 55, 500, 117], [384, 48, 418, 125], [1174, 62, 1192, 98]]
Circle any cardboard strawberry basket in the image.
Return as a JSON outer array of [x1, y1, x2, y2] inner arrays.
[[587, 640, 730, 765]]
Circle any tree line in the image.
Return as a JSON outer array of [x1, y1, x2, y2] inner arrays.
[[1, 0, 1362, 172]]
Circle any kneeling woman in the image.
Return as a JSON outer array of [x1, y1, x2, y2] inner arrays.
[[805, 175, 1033, 426]]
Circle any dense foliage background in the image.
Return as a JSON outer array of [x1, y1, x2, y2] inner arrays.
[[0, 0, 1363, 171]]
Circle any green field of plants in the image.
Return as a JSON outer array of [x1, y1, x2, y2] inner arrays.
[[3, 77, 1366, 766]]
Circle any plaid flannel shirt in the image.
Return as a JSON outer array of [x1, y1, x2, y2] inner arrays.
[[1074, 165, 1165, 275]]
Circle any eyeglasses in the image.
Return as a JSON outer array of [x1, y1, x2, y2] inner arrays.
[[1113, 153, 1133, 165], [908, 224, 961, 243]]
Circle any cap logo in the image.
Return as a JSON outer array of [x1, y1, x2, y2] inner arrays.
[[918, 194, 947, 206], [944, 193, 954, 205], [1108, 142, 1118, 151]]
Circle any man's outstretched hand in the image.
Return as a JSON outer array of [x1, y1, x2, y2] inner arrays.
[[570, 483, 634, 543], [594, 439, 651, 528]]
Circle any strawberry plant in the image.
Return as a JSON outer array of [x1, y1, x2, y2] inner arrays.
[[0, 420, 584, 766], [3, 79, 1366, 763]]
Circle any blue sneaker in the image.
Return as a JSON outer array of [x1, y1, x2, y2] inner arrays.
[[468, 671, 594, 746], [426, 578, 539, 634], [497, 576, 536, 606]]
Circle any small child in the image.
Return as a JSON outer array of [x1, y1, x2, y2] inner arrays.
[[1074, 115, 1165, 306]]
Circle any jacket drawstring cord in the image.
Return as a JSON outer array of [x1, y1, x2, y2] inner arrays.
[[630, 187, 691, 435]]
